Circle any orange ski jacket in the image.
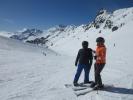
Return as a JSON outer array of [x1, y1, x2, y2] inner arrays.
[[95, 44, 106, 64]]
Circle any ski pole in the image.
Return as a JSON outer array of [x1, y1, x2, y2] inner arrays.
[[96, 89, 98, 94]]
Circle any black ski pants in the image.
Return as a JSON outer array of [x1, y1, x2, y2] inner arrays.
[[94, 63, 105, 86]]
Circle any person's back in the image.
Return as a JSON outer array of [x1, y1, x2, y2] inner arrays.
[[95, 44, 106, 64], [74, 41, 93, 86], [76, 48, 93, 65]]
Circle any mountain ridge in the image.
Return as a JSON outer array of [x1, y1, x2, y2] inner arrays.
[[0, 7, 133, 52]]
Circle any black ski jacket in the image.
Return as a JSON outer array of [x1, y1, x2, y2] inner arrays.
[[75, 48, 93, 66]]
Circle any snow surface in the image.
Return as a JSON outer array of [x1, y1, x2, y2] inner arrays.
[[0, 7, 133, 100], [0, 36, 77, 100], [0, 31, 13, 38]]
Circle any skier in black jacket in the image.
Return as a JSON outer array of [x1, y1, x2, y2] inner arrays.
[[73, 41, 93, 86]]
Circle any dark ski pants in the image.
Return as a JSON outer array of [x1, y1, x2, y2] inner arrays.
[[94, 63, 105, 86], [74, 64, 91, 83]]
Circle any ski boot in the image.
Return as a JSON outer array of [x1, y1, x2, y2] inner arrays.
[[90, 82, 96, 88], [73, 83, 79, 87], [93, 84, 104, 90]]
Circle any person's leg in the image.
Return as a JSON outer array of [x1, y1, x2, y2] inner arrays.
[[84, 64, 91, 83], [94, 63, 98, 85], [73, 64, 83, 84], [94, 63, 105, 89], [90, 63, 97, 88], [97, 64, 105, 86]]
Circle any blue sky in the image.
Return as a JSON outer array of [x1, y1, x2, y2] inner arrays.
[[0, 0, 133, 32]]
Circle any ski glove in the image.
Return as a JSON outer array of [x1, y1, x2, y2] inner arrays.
[[94, 56, 97, 60], [75, 62, 77, 67]]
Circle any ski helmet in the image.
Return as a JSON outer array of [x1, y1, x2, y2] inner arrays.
[[96, 37, 105, 43], [82, 41, 88, 48]]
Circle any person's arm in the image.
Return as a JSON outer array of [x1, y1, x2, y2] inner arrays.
[[89, 59, 93, 66], [75, 50, 80, 66], [100, 47, 106, 60], [89, 49, 93, 66], [92, 49, 97, 60]]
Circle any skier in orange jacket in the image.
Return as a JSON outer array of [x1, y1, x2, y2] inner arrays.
[[91, 37, 106, 90]]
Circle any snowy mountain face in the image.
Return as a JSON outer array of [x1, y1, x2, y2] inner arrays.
[[6, 7, 133, 49], [0, 8, 130, 46], [6, 25, 75, 46], [25, 25, 76, 46], [91, 8, 132, 32], [21, 8, 133, 54], [10, 29, 43, 41], [1, 7, 133, 54], [44, 7, 133, 55]]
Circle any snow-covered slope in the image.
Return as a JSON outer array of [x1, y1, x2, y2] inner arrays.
[[0, 21, 133, 100], [0, 36, 77, 100], [76, 21, 133, 100], [0, 31, 14, 38]]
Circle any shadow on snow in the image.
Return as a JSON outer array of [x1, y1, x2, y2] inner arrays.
[[103, 86, 133, 95]]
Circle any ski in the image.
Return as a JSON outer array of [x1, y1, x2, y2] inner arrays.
[[64, 84, 89, 91], [75, 84, 114, 96], [75, 88, 93, 96], [65, 83, 114, 97]]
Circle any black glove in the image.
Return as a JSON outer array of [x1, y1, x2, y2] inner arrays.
[[94, 56, 97, 60], [75, 63, 77, 67], [92, 50, 96, 53]]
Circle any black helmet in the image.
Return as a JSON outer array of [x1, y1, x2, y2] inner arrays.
[[82, 41, 88, 48], [96, 37, 105, 43]]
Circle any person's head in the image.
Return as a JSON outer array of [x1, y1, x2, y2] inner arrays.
[[82, 41, 88, 49], [96, 37, 105, 46]]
